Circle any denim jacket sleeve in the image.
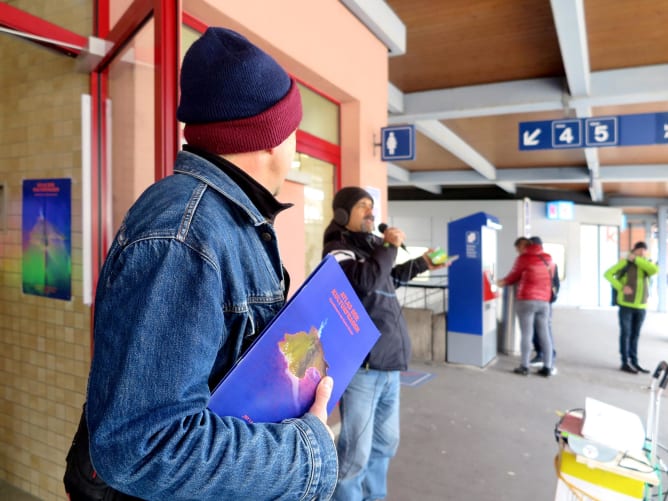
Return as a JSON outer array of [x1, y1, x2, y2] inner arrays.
[[86, 238, 337, 500]]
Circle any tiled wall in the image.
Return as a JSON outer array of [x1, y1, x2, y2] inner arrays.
[[0, 4, 92, 498]]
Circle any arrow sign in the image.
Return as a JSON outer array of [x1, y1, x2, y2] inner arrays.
[[519, 112, 668, 150], [519, 120, 551, 150], [523, 129, 541, 146]]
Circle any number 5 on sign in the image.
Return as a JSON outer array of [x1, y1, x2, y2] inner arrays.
[[585, 117, 617, 147], [552, 120, 582, 148]]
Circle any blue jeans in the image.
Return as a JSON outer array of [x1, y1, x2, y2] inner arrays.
[[516, 300, 552, 369], [532, 302, 556, 360], [618, 306, 646, 365], [333, 369, 400, 501]]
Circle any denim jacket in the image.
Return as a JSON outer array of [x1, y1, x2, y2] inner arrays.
[[86, 151, 337, 500]]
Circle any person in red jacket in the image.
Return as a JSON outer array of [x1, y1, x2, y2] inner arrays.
[[528, 236, 559, 374], [498, 237, 554, 377]]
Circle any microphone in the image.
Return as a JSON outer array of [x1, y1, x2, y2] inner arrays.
[[378, 223, 406, 251]]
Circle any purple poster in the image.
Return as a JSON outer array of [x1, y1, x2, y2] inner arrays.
[[22, 179, 72, 300]]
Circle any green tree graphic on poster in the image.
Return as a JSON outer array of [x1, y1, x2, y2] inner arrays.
[[22, 179, 72, 300]]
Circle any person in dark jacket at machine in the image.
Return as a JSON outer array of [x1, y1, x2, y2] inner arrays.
[[322, 186, 448, 501], [497, 237, 554, 377]]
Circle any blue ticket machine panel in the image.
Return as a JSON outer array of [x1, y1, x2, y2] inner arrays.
[[447, 212, 501, 367]]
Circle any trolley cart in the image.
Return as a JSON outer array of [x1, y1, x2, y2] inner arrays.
[[553, 361, 668, 501], [645, 361, 668, 500]]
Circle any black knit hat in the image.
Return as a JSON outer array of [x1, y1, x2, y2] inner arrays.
[[177, 27, 302, 154], [632, 241, 648, 251], [332, 187, 373, 225]]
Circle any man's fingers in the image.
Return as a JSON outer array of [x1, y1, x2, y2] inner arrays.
[[311, 376, 333, 415], [308, 377, 335, 440]]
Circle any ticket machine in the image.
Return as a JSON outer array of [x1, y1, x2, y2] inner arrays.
[[447, 212, 502, 367]]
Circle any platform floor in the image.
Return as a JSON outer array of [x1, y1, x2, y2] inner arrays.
[[388, 305, 667, 501], [1, 305, 666, 500]]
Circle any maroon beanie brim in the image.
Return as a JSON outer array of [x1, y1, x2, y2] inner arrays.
[[183, 79, 302, 154]]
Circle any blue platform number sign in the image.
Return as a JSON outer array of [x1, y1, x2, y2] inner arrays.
[[657, 112, 668, 144], [381, 125, 415, 161], [552, 119, 582, 148], [521, 112, 667, 150], [585, 117, 617, 147]]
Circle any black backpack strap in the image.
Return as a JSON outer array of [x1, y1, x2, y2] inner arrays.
[[64, 404, 143, 500]]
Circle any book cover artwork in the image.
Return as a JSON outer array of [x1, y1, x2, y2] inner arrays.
[[208, 255, 381, 423]]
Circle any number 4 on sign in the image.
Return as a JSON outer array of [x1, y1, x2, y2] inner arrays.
[[559, 127, 574, 144], [552, 120, 581, 148]]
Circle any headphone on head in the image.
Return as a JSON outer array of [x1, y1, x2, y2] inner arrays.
[[334, 208, 349, 226]]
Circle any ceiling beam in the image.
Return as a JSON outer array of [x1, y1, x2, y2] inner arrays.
[[608, 197, 668, 208], [414, 120, 516, 194], [387, 164, 668, 186], [387, 82, 404, 114], [550, 0, 605, 202], [414, 120, 496, 180], [387, 65, 668, 124], [599, 164, 668, 182], [339, 0, 406, 56], [386, 162, 441, 194], [389, 77, 565, 123], [550, 0, 590, 97]]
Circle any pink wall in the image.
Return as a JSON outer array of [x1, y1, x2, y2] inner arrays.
[[187, 0, 388, 189], [185, 0, 389, 284], [276, 180, 307, 291]]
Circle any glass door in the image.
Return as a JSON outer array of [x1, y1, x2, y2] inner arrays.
[[580, 224, 619, 307]]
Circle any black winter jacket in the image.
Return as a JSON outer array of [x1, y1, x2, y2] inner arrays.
[[322, 221, 429, 371]]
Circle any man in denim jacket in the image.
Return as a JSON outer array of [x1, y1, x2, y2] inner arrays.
[[85, 28, 337, 500]]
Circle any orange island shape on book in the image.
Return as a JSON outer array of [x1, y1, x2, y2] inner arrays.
[[207, 255, 381, 424]]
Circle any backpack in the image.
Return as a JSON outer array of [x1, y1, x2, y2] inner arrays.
[[610, 261, 630, 306], [64, 405, 141, 500], [538, 255, 559, 303]]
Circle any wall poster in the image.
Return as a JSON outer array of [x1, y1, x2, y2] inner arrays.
[[22, 178, 72, 300]]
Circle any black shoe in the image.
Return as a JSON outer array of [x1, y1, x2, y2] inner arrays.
[[620, 363, 638, 374], [537, 367, 552, 377], [631, 363, 650, 374], [513, 366, 529, 376]]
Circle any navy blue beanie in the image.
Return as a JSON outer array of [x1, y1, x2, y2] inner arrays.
[[178, 27, 302, 154]]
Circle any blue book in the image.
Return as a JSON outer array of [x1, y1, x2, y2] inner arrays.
[[208, 254, 381, 423]]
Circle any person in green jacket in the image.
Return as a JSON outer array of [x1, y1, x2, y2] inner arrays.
[[604, 241, 659, 374]]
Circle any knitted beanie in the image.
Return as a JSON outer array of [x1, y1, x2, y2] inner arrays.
[[333, 187, 373, 219], [177, 27, 302, 154]]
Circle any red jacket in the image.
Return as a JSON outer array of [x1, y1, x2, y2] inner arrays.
[[502, 244, 553, 301]]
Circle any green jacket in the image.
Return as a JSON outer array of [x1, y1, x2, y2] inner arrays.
[[604, 256, 658, 309]]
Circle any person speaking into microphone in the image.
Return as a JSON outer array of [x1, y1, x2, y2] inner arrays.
[[377, 222, 407, 251], [321, 186, 449, 501]]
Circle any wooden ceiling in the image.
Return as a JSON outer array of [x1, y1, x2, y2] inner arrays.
[[381, 0, 668, 215]]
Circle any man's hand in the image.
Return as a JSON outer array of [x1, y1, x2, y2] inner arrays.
[[421, 248, 447, 270], [308, 376, 335, 441], [382, 227, 406, 249]]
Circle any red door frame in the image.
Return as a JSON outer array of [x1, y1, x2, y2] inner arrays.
[[1, 2, 341, 339]]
